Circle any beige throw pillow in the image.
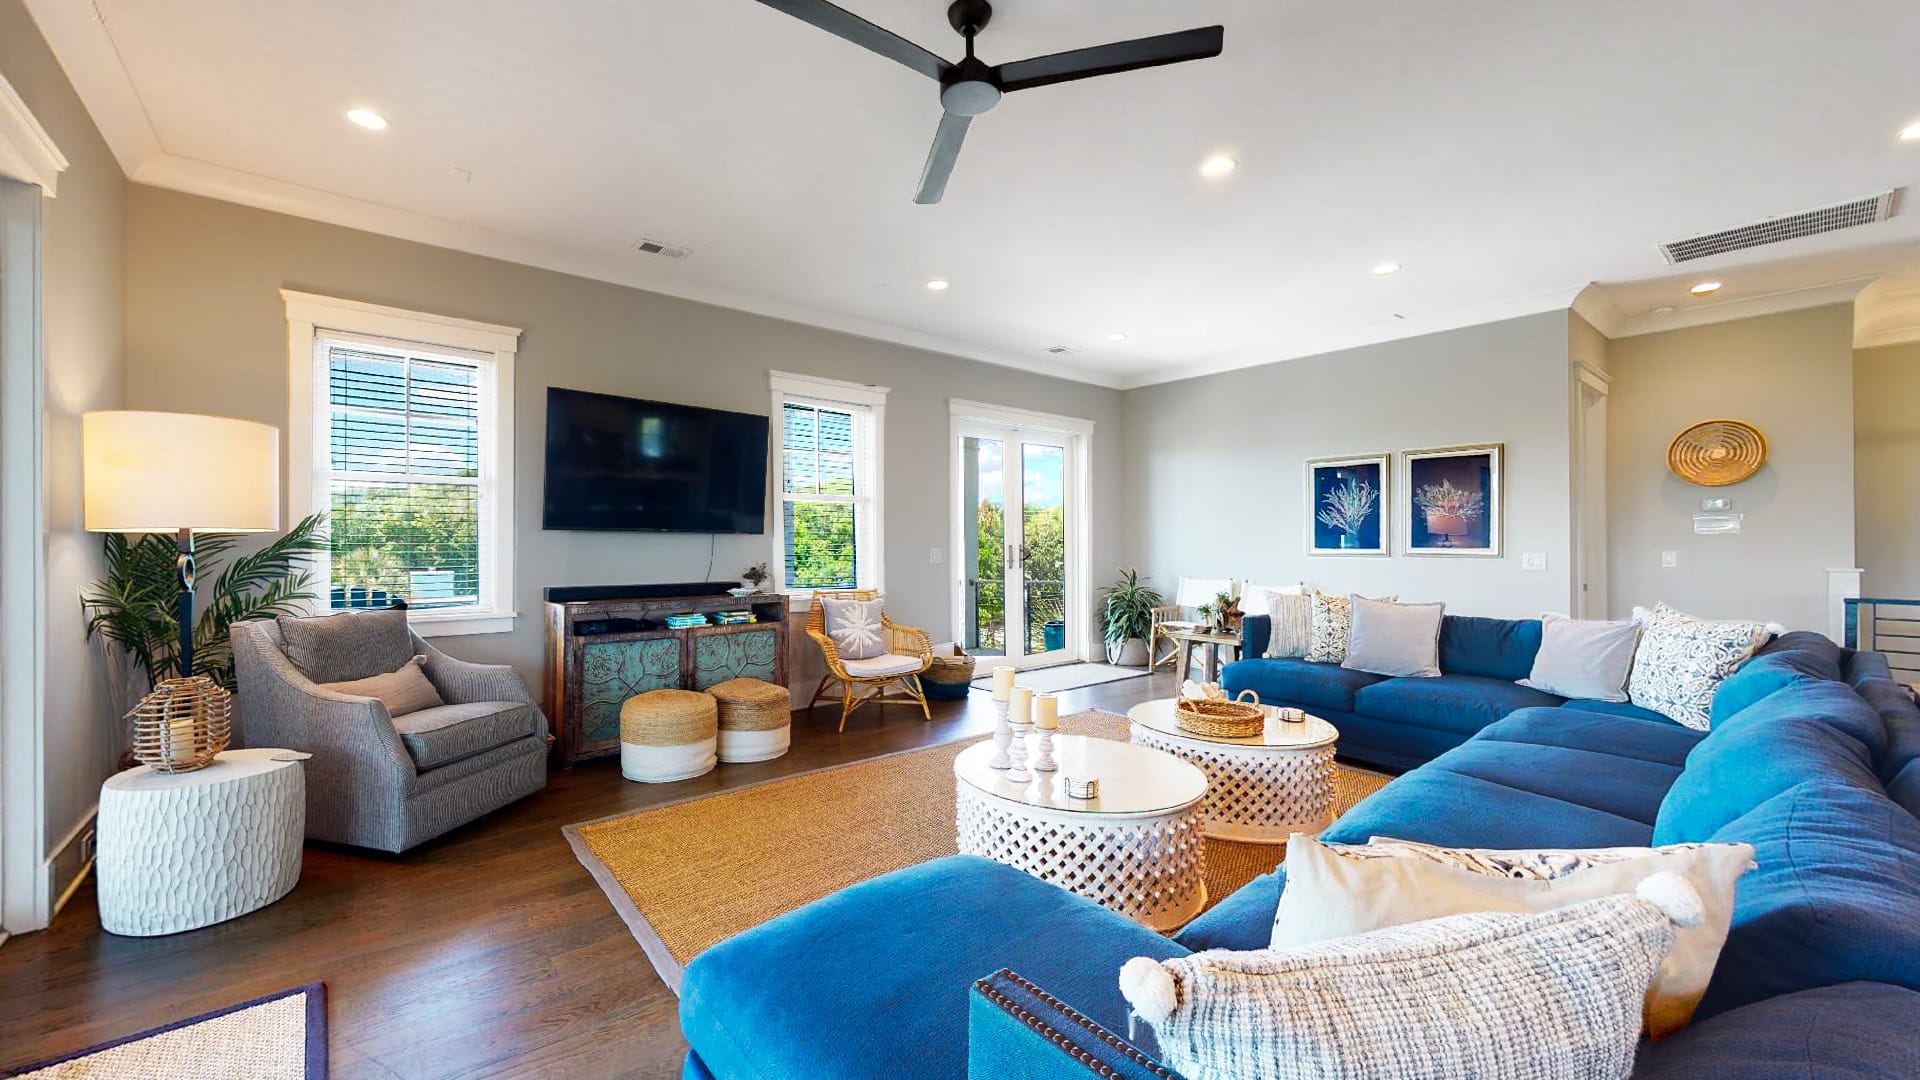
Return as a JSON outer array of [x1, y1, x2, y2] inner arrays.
[[322, 655, 445, 717], [1270, 835, 1754, 1038], [1303, 591, 1396, 664], [1263, 592, 1315, 658]]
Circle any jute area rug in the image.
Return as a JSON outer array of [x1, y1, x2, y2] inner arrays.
[[565, 710, 1390, 991], [3, 983, 327, 1079]]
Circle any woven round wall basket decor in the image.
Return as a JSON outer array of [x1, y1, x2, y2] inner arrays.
[[1667, 419, 1768, 487]]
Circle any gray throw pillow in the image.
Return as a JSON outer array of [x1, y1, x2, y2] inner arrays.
[[276, 607, 415, 684], [1520, 613, 1640, 702], [1342, 597, 1444, 678], [822, 597, 887, 660], [1265, 592, 1314, 658]]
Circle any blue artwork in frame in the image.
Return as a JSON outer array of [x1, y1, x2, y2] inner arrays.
[[1306, 454, 1389, 556], [1405, 443, 1503, 556]]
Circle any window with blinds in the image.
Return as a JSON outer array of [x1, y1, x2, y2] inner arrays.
[[323, 340, 488, 613]]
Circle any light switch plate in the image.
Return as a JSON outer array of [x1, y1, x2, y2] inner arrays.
[[1661, 551, 1679, 568], [1521, 553, 1547, 572], [928, 547, 943, 564]]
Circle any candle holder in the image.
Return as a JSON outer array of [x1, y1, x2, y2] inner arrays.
[[1031, 725, 1057, 772], [988, 699, 1013, 770], [1006, 718, 1033, 782]]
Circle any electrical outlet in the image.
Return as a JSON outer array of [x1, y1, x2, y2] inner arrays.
[[1661, 551, 1679, 568], [1521, 553, 1547, 572], [79, 828, 96, 864], [928, 547, 942, 565]]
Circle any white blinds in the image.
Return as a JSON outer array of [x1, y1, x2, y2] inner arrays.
[[780, 400, 863, 590]]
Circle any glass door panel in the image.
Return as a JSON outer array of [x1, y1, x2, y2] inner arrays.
[[959, 435, 1007, 657], [956, 425, 1076, 667], [1019, 441, 1069, 661]]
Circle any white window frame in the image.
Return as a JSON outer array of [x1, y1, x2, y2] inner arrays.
[[768, 371, 887, 597], [282, 290, 520, 637]]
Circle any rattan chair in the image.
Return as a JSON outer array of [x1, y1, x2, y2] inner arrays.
[[805, 589, 934, 731]]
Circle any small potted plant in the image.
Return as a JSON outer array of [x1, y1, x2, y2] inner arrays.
[[1099, 567, 1162, 667], [1212, 589, 1239, 632], [740, 562, 770, 593]]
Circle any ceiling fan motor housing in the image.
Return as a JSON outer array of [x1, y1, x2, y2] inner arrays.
[[942, 59, 1002, 116]]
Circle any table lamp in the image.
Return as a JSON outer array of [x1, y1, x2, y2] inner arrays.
[[83, 411, 280, 771]]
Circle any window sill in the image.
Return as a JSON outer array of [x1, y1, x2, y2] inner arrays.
[[408, 611, 519, 638]]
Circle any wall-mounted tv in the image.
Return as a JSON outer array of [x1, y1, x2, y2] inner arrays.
[[542, 387, 768, 533]]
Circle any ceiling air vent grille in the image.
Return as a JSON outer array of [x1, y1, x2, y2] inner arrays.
[[1660, 190, 1899, 264], [635, 238, 691, 260]]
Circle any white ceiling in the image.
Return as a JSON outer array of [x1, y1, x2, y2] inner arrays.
[[28, 0, 1920, 387]]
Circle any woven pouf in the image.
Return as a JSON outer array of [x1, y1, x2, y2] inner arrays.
[[619, 689, 718, 783], [707, 678, 793, 763]]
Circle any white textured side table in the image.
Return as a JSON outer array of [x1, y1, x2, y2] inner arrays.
[[954, 735, 1208, 931], [97, 748, 308, 936], [1128, 698, 1338, 844]]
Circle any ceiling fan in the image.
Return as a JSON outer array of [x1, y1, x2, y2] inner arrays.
[[753, 0, 1225, 203]]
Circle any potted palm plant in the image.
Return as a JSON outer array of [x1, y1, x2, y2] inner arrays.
[[1100, 567, 1162, 667]]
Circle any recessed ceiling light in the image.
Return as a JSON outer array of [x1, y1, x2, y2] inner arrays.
[[1198, 153, 1238, 179], [1651, 305, 1677, 316], [1690, 281, 1722, 296], [346, 108, 388, 131], [1107, 332, 1128, 342], [1372, 262, 1401, 276], [925, 279, 950, 291], [1899, 120, 1920, 142]]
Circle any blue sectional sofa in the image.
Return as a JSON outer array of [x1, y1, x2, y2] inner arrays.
[[1227, 613, 1684, 770], [678, 630, 1920, 1079]]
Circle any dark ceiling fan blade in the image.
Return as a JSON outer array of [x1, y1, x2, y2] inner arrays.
[[993, 25, 1223, 92], [914, 111, 972, 205], [753, 0, 950, 81]]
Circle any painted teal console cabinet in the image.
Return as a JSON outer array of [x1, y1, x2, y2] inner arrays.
[[544, 592, 787, 766]]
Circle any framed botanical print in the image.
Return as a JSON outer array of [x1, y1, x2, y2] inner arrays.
[[1306, 454, 1389, 556], [1404, 443, 1503, 556]]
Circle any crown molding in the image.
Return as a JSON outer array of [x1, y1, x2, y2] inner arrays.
[[1602, 276, 1878, 340], [0, 69, 68, 194], [1854, 275, 1920, 349]]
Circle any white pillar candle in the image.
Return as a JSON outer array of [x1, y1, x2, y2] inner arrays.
[[1034, 693, 1059, 730], [991, 665, 1016, 702], [166, 718, 196, 766], [1008, 686, 1033, 724]]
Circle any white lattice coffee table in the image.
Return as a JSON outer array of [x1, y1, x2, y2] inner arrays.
[[954, 735, 1208, 931], [1127, 698, 1338, 844]]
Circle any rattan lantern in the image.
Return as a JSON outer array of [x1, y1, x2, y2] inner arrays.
[[1667, 419, 1767, 487], [128, 675, 232, 773]]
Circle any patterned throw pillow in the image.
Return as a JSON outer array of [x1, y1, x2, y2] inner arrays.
[[1123, 876, 1704, 1080], [1303, 591, 1395, 664], [1627, 604, 1770, 730], [1270, 835, 1755, 1038], [1264, 592, 1314, 658], [822, 598, 887, 660]]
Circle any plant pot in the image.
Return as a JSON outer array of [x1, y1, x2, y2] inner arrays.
[[1107, 637, 1149, 667]]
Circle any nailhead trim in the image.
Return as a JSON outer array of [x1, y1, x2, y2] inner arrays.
[[975, 969, 1179, 1080]]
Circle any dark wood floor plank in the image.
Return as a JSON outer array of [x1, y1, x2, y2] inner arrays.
[[0, 670, 1177, 1079]]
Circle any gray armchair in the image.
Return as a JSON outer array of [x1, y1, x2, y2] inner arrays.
[[231, 614, 548, 853]]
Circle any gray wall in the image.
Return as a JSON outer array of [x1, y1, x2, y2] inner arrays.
[[123, 185, 1123, 686], [1120, 312, 1577, 619], [1606, 305, 1855, 631], [1854, 340, 1920, 598], [1, 0, 127, 876]]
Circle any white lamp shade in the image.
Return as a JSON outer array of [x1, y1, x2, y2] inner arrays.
[[83, 411, 280, 533]]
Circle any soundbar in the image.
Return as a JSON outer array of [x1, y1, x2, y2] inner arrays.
[[543, 581, 741, 604]]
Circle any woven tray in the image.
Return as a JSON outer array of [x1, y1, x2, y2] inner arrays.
[[1176, 690, 1265, 738]]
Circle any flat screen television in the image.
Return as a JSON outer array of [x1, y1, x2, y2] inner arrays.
[[542, 387, 769, 533]]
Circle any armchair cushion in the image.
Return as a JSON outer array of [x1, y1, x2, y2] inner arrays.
[[321, 655, 444, 716], [393, 701, 540, 770], [823, 597, 887, 660], [841, 654, 925, 679], [276, 607, 414, 683]]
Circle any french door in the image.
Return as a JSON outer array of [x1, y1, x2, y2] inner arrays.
[[954, 413, 1083, 668]]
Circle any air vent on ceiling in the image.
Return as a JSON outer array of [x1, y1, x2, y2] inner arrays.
[[1043, 345, 1078, 356], [635, 237, 691, 260], [1659, 189, 1900, 264]]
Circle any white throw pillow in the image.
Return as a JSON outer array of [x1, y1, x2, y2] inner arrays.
[[1124, 875, 1704, 1080], [1263, 592, 1314, 658], [1627, 603, 1770, 730], [1342, 597, 1444, 677], [1303, 591, 1395, 664], [1270, 835, 1753, 1038], [1519, 613, 1640, 701], [821, 597, 887, 660]]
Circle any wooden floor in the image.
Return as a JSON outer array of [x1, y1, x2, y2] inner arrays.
[[0, 668, 1183, 1080]]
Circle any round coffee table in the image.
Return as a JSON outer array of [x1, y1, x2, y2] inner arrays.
[[954, 735, 1208, 930], [1127, 698, 1338, 844]]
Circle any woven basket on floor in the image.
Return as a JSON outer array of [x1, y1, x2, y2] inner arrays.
[[922, 651, 976, 701], [1176, 690, 1265, 739]]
